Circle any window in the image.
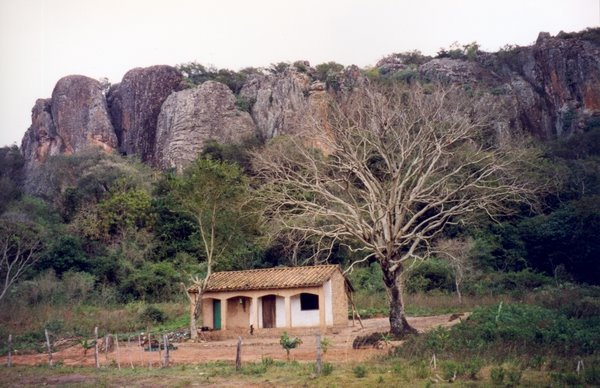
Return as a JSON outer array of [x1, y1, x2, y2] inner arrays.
[[300, 293, 319, 310]]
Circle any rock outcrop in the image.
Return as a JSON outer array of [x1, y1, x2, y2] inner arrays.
[[414, 31, 600, 138], [239, 68, 312, 139], [107, 65, 182, 164], [18, 28, 600, 183], [155, 81, 256, 170], [21, 75, 117, 169]]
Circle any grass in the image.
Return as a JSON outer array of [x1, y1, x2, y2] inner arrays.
[[0, 302, 189, 355], [0, 358, 572, 387], [352, 290, 519, 318]]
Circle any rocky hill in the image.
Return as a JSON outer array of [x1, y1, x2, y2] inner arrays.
[[21, 29, 600, 187]]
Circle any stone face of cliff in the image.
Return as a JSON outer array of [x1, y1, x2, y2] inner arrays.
[[239, 68, 313, 139], [155, 81, 256, 171], [107, 65, 182, 164], [21, 75, 116, 170], [414, 32, 600, 139], [18, 29, 600, 183]]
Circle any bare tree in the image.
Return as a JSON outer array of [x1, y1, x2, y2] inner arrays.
[[434, 238, 475, 304], [253, 84, 538, 336], [0, 213, 44, 302]]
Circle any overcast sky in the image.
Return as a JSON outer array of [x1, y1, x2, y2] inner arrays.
[[0, 0, 598, 147]]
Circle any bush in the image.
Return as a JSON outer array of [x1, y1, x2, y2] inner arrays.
[[139, 305, 168, 324], [405, 259, 454, 294], [235, 96, 256, 113], [353, 364, 367, 378], [395, 303, 600, 361], [321, 362, 334, 376], [490, 366, 505, 385]]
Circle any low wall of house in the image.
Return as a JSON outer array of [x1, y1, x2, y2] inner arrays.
[[290, 294, 320, 327], [226, 296, 251, 329], [201, 280, 349, 331]]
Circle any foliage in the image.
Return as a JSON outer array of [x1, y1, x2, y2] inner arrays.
[[268, 62, 290, 74], [396, 303, 600, 360], [235, 95, 256, 113], [139, 305, 168, 324], [437, 41, 480, 60], [353, 364, 367, 378], [96, 183, 154, 241], [176, 62, 258, 94], [37, 235, 90, 276], [405, 259, 454, 294], [173, 156, 260, 272], [0, 211, 46, 301], [314, 62, 344, 90], [556, 27, 600, 44], [0, 145, 24, 212], [519, 196, 600, 284], [279, 332, 302, 360], [118, 261, 182, 302]]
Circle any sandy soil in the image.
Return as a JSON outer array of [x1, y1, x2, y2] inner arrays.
[[2, 314, 465, 367]]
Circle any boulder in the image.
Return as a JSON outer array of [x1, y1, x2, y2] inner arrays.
[[107, 65, 182, 164], [155, 81, 256, 171], [50, 75, 117, 153], [239, 68, 312, 139], [21, 75, 116, 169]]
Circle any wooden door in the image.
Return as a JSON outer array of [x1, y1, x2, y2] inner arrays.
[[262, 295, 276, 328]]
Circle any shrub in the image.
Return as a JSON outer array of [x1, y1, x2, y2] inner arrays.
[[235, 96, 256, 113], [321, 362, 334, 376], [139, 305, 168, 324], [405, 259, 454, 294], [490, 366, 505, 385], [279, 332, 302, 361], [353, 364, 367, 378], [395, 303, 600, 361]]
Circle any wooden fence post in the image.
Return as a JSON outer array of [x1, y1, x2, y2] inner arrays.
[[44, 329, 53, 367], [235, 337, 242, 371], [94, 327, 99, 368], [163, 335, 170, 367], [128, 336, 134, 369], [156, 332, 162, 366], [138, 333, 147, 369], [7, 334, 12, 367], [115, 334, 121, 370], [315, 334, 322, 375]]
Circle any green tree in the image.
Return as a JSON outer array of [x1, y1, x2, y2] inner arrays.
[[173, 157, 259, 339]]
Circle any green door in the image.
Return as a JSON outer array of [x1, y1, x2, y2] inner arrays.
[[213, 300, 221, 330]]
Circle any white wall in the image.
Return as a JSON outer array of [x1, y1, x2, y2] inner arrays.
[[275, 296, 286, 328], [324, 280, 333, 326], [290, 294, 320, 327]]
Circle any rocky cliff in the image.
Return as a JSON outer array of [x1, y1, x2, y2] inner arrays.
[[20, 29, 600, 182], [107, 65, 183, 165], [155, 81, 255, 171], [21, 75, 117, 178]]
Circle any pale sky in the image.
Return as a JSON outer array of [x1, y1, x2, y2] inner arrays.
[[0, 0, 598, 147]]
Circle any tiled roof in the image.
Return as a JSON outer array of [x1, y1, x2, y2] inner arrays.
[[193, 265, 342, 292]]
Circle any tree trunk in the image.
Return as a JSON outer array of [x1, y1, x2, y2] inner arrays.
[[382, 263, 417, 337], [189, 294, 199, 340]]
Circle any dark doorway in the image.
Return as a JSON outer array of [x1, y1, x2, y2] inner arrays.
[[262, 295, 276, 328]]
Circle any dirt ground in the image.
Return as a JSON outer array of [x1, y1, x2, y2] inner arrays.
[[2, 314, 465, 367]]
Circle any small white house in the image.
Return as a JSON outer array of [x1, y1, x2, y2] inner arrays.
[[189, 265, 351, 331]]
